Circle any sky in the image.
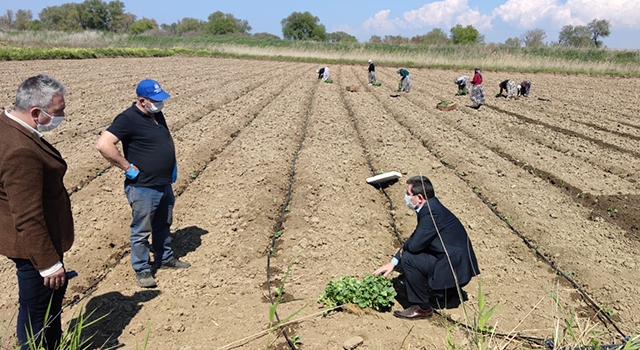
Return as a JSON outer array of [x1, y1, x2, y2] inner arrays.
[[4, 0, 640, 50]]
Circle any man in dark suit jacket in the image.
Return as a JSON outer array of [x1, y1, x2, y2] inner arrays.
[[374, 175, 479, 319], [0, 75, 74, 349]]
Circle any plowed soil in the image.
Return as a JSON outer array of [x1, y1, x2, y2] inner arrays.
[[1, 57, 639, 349]]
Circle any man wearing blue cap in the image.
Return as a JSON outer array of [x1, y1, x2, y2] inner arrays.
[[96, 79, 190, 288]]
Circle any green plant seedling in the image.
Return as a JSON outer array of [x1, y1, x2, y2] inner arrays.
[[274, 230, 283, 238]]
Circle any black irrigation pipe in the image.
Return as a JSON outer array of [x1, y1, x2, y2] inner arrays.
[[338, 70, 403, 245], [265, 80, 320, 350], [361, 73, 630, 347]]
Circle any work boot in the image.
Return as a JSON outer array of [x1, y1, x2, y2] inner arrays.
[[158, 258, 191, 270], [136, 271, 156, 288]]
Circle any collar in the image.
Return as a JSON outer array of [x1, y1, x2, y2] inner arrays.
[[4, 109, 43, 138]]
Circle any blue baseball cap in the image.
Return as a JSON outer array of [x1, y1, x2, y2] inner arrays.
[[136, 79, 170, 101]]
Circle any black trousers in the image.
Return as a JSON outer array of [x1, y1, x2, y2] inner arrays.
[[12, 258, 67, 350]]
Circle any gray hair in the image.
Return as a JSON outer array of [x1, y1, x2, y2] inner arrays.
[[14, 74, 67, 112]]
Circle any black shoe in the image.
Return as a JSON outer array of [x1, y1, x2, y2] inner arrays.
[[135, 271, 156, 288], [158, 258, 191, 270]]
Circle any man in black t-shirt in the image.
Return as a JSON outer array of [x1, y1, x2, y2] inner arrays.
[[96, 79, 190, 288]]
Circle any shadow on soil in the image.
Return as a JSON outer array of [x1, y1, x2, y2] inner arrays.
[[69, 289, 161, 348], [171, 226, 209, 259]]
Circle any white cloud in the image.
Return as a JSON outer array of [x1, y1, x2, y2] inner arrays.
[[361, 0, 494, 35], [402, 0, 469, 27], [362, 9, 401, 33], [455, 9, 493, 30], [493, 0, 640, 29]]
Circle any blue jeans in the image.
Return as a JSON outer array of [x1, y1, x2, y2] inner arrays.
[[125, 184, 174, 273], [11, 258, 67, 350]]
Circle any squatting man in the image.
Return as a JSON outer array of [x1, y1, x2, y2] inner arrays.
[[374, 175, 480, 319]]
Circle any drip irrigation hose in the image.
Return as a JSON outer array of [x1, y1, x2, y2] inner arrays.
[[265, 80, 320, 350], [359, 71, 630, 347]]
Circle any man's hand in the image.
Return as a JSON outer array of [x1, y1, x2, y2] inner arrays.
[[43, 267, 66, 290], [373, 262, 395, 278], [125, 163, 139, 180]]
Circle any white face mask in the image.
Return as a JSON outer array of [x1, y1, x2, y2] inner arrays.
[[37, 109, 65, 132], [144, 100, 164, 114], [404, 193, 417, 211]]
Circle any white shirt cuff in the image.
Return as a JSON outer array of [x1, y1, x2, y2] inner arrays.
[[391, 257, 399, 266], [39, 261, 63, 277]]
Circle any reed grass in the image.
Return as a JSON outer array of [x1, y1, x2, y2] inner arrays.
[[0, 30, 639, 75]]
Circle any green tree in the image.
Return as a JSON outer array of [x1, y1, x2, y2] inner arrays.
[[328, 31, 357, 43], [368, 35, 382, 43], [253, 32, 280, 40], [588, 19, 610, 48], [450, 24, 484, 44], [78, 0, 110, 30], [411, 28, 448, 45], [106, 0, 135, 32], [503, 37, 522, 48], [521, 28, 546, 48], [383, 35, 409, 45], [0, 10, 14, 29], [14, 9, 33, 30], [206, 11, 251, 35], [558, 24, 592, 47], [281, 11, 326, 41], [39, 4, 83, 31], [175, 17, 206, 35], [128, 17, 157, 35], [160, 22, 177, 35]]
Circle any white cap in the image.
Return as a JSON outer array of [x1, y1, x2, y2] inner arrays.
[[517, 85, 522, 90], [368, 59, 373, 63]]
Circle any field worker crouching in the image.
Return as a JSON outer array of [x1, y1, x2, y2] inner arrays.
[[96, 79, 190, 288], [517, 80, 531, 97], [317, 67, 330, 81], [454, 75, 470, 95], [0, 74, 74, 350], [469, 67, 485, 109], [397, 68, 411, 92], [374, 176, 480, 319], [497, 79, 517, 99], [368, 59, 377, 84]]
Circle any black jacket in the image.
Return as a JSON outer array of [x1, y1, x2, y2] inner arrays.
[[395, 197, 479, 290]]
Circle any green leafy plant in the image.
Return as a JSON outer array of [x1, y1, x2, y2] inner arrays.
[[372, 82, 382, 86], [324, 79, 333, 83], [607, 207, 618, 216], [317, 274, 396, 312]]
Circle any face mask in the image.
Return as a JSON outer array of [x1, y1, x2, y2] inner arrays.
[[37, 109, 65, 132], [404, 193, 417, 211], [144, 100, 164, 114]]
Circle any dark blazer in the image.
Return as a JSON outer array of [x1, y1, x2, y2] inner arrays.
[[395, 197, 479, 290], [0, 111, 74, 269]]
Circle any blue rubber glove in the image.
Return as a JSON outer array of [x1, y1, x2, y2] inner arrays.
[[124, 163, 139, 180], [172, 163, 178, 184]]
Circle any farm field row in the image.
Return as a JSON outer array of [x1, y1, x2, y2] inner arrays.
[[0, 57, 638, 349]]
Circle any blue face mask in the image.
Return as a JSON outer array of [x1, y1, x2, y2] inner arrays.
[[37, 109, 65, 132], [404, 193, 417, 211]]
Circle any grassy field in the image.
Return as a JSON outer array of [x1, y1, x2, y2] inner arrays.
[[1, 30, 639, 76]]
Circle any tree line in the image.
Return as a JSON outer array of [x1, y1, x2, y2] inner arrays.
[[0, 2, 612, 48]]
